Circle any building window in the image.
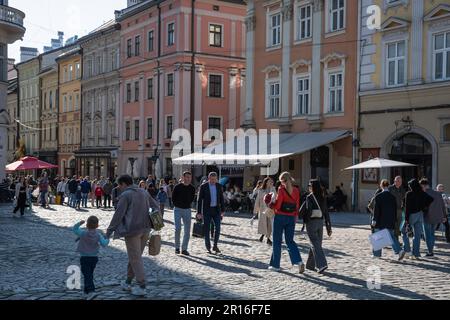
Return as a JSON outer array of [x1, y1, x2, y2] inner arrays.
[[329, 0, 345, 32], [167, 74, 174, 96], [147, 78, 154, 100], [134, 81, 139, 102], [168, 22, 175, 46], [328, 72, 343, 113], [444, 123, 450, 142], [208, 74, 223, 98], [49, 91, 53, 109], [126, 83, 132, 103], [69, 95, 73, 111], [134, 120, 140, 141], [135, 35, 141, 56], [433, 32, 450, 81], [63, 67, 68, 82], [295, 76, 310, 115], [166, 116, 173, 139], [63, 95, 67, 112], [76, 62, 81, 79], [268, 13, 281, 47], [127, 39, 132, 58], [125, 121, 131, 141], [166, 158, 173, 177], [148, 30, 154, 52], [44, 92, 47, 110], [387, 41, 406, 86], [75, 93, 80, 110], [68, 65, 73, 81], [209, 24, 223, 47], [147, 118, 153, 139], [208, 117, 222, 132], [267, 81, 280, 118], [297, 5, 312, 40]]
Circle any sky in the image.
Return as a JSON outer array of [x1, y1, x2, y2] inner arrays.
[[9, 0, 127, 62]]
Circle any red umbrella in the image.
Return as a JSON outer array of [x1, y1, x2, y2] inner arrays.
[[5, 157, 58, 172]]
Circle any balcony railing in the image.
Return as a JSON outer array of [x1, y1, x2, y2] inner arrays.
[[0, 5, 25, 28]]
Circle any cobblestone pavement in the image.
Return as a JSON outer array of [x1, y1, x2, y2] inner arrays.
[[0, 203, 449, 300]]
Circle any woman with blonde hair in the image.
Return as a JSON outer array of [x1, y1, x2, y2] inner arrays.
[[254, 177, 276, 245], [138, 180, 147, 189], [268, 172, 304, 273]]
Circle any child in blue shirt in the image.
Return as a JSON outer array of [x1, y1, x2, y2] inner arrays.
[[72, 216, 109, 300]]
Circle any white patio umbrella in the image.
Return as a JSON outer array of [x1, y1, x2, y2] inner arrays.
[[344, 158, 416, 170]]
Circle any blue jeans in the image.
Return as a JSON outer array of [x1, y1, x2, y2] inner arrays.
[[270, 214, 302, 269], [69, 193, 77, 207], [39, 191, 47, 206], [80, 256, 98, 294], [203, 208, 221, 250], [81, 193, 89, 207], [174, 208, 192, 251], [402, 212, 424, 257], [423, 223, 437, 254], [373, 229, 402, 257]]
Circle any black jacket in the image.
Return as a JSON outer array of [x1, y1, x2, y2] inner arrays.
[[197, 183, 225, 215], [373, 190, 397, 230], [404, 179, 434, 221], [68, 179, 78, 194], [300, 194, 332, 233]]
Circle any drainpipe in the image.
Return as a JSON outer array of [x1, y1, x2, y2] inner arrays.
[[353, 0, 364, 212], [13, 65, 20, 148], [156, 2, 162, 177], [190, 0, 196, 154]]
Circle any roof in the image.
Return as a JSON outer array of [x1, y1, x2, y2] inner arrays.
[[7, 78, 18, 94], [55, 46, 82, 62], [78, 20, 121, 44]]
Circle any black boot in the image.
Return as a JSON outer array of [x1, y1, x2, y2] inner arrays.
[[259, 235, 264, 242], [267, 238, 273, 246]]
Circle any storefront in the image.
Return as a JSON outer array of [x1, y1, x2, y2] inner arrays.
[[75, 149, 118, 179]]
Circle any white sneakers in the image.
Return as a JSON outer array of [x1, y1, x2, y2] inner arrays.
[[120, 281, 132, 292], [131, 286, 147, 297], [268, 266, 281, 272]]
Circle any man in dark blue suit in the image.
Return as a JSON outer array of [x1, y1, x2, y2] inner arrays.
[[197, 172, 225, 254]]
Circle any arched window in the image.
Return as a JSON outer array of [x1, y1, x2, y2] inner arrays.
[[444, 124, 450, 142], [391, 133, 432, 155]]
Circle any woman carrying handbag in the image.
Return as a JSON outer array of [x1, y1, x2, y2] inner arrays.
[[268, 172, 304, 273], [299, 179, 332, 274]]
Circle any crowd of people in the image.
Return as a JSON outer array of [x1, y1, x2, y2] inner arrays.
[[368, 176, 450, 260], [3, 168, 450, 299]]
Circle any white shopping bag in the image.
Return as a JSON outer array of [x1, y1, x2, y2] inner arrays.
[[369, 229, 393, 251]]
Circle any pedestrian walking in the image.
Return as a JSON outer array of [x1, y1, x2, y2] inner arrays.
[[80, 177, 91, 208], [403, 179, 434, 260], [172, 172, 196, 256], [75, 183, 82, 210], [167, 180, 174, 209], [371, 179, 405, 261], [91, 180, 98, 208], [72, 216, 109, 300], [299, 179, 334, 272], [254, 177, 275, 245], [38, 172, 49, 208], [13, 182, 27, 218], [197, 172, 225, 255], [436, 184, 450, 243], [68, 176, 78, 208], [389, 176, 406, 238], [112, 183, 121, 210], [102, 179, 113, 209], [157, 187, 168, 218], [420, 179, 447, 257], [57, 178, 66, 205], [106, 175, 159, 297], [268, 172, 304, 273], [94, 185, 103, 209]]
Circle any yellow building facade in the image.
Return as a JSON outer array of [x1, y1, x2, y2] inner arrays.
[[358, 0, 450, 210], [56, 48, 82, 177]]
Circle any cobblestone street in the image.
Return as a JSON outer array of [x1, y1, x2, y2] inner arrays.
[[0, 203, 449, 300]]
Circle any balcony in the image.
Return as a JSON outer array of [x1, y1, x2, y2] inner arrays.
[[0, 4, 25, 44]]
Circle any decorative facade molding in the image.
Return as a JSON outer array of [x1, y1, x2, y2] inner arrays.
[[320, 52, 347, 65], [424, 4, 450, 22], [245, 15, 256, 32], [313, 0, 323, 12], [290, 59, 311, 70], [261, 65, 282, 75], [380, 17, 411, 32], [282, 3, 293, 21]]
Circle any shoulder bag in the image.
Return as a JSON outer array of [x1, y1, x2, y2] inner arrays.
[[310, 195, 323, 219], [280, 189, 297, 213]]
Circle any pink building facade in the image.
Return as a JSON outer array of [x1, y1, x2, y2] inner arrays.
[[116, 0, 246, 179]]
